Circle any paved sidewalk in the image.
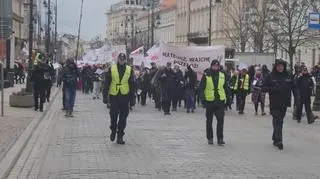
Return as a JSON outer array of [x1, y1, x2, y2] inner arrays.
[[7, 92, 320, 179], [0, 84, 59, 168], [0, 84, 39, 163]]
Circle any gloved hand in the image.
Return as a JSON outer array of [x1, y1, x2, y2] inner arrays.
[[103, 96, 108, 104]]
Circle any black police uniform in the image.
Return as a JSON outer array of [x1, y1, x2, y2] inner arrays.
[[199, 61, 228, 145], [103, 54, 134, 144], [31, 62, 51, 112], [296, 72, 316, 124], [262, 60, 295, 150]]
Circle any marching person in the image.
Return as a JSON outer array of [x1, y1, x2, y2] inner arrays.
[[296, 66, 318, 123], [199, 60, 227, 145], [31, 55, 50, 112], [262, 59, 295, 150], [159, 62, 176, 115], [92, 66, 103, 100], [184, 65, 197, 113], [60, 59, 80, 117], [103, 53, 134, 145], [251, 67, 266, 116], [237, 66, 250, 114]]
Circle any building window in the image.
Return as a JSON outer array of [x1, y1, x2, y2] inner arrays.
[[131, 0, 134, 5], [126, 0, 129, 5]]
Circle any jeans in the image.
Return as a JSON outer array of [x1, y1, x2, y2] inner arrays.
[[93, 81, 102, 98], [185, 89, 195, 110], [65, 87, 77, 111]]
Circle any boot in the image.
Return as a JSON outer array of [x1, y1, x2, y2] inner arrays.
[[116, 133, 125, 145], [217, 139, 225, 146], [69, 110, 74, 117], [110, 131, 116, 142], [208, 139, 213, 145], [65, 110, 69, 117]]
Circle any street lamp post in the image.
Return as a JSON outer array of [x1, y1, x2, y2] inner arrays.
[[26, 0, 35, 92], [46, 0, 51, 56], [75, 0, 84, 61], [208, 0, 212, 46]]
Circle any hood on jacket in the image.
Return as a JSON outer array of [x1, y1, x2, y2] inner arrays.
[[272, 59, 289, 75]]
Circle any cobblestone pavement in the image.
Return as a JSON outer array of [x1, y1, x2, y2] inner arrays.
[[7, 92, 320, 179]]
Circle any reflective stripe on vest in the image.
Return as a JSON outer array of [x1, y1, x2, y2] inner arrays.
[[204, 72, 226, 102], [242, 74, 249, 90], [109, 65, 131, 96], [232, 75, 239, 90]]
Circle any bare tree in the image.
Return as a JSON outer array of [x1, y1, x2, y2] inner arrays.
[[268, 0, 317, 70], [247, 0, 274, 53], [223, 0, 250, 52]]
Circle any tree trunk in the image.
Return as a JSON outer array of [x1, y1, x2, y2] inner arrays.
[[289, 50, 294, 71]]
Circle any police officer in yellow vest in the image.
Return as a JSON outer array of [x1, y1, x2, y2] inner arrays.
[[103, 53, 134, 145], [236, 66, 250, 114], [199, 60, 227, 145]]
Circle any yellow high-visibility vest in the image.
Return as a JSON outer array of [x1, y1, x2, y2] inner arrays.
[[204, 72, 226, 102], [232, 75, 239, 90], [241, 74, 249, 90], [108, 64, 131, 96]]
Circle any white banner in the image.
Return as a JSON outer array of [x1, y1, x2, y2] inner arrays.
[[80, 45, 126, 65], [160, 42, 225, 78]]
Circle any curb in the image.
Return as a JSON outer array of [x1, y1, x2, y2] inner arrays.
[[0, 87, 60, 179]]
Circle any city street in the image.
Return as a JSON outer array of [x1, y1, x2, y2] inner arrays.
[[4, 91, 320, 179]]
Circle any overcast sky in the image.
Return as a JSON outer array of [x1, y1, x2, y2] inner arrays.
[[57, 0, 121, 40]]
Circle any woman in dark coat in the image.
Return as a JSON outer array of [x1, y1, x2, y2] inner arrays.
[[251, 67, 266, 116]]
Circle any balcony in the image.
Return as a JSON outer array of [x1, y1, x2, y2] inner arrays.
[[187, 31, 208, 44]]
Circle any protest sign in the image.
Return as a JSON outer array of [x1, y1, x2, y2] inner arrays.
[[159, 42, 225, 79]]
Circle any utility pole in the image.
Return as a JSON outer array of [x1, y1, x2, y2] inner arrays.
[[54, 0, 57, 62], [46, 0, 51, 56], [147, 9, 150, 49], [208, 0, 212, 46], [130, 12, 134, 51], [151, 0, 154, 47], [187, 0, 191, 46], [26, 0, 34, 92], [75, 0, 84, 61]]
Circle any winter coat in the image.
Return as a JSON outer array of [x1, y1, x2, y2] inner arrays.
[[297, 74, 314, 99], [251, 76, 266, 104], [262, 67, 295, 110]]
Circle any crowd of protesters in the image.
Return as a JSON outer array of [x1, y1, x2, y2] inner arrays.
[[28, 52, 320, 149]]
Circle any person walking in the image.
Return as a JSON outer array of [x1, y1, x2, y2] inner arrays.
[[103, 53, 134, 145], [296, 66, 318, 124], [61, 59, 79, 117], [172, 65, 184, 111], [184, 65, 197, 113], [237, 66, 250, 114], [262, 59, 295, 150], [92, 66, 103, 100], [31, 55, 50, 112], [251, 67, 266, 116], [159, 62, 176, 115], [199, 60, 227, 145]]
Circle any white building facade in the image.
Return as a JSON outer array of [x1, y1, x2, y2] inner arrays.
[[154, 6, 176, 44], [106, 0, 146, 48]]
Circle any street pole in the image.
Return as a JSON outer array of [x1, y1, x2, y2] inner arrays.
[[187, 0, 191, 46], [208, 0, 212, 46], [26, 0, 34, 92], [151, 0, 154, 47], [75, 0, 84, 61], [54, 0, 57, 62], [1, 62, 3, 116], [147, 9, 150, 49], [0, 0, 4, 116], [46, 0, 51, 56]]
